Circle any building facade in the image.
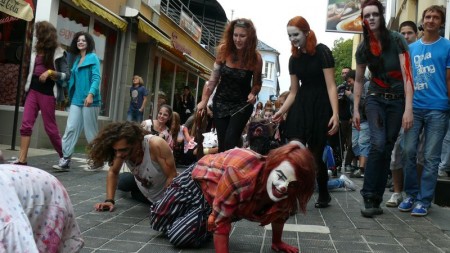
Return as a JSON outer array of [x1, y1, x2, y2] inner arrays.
[[0, 0, 227, 149]]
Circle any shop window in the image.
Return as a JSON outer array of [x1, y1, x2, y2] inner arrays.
[[196, 78, 206, 103], [159, 57, 175, 109], [56, 2, 117, 117], [0, 12, 28, 106]]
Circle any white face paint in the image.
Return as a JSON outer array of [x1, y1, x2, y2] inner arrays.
[[287, 26, 306, 49], [362, 5, 381, 31], [266, 161, 297, 202]]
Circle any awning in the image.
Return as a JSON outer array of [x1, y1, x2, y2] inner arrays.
[[0, 0, 34, 21], [72, 0, 127, 31], [183, 53, 212, 75], [137, 17, 172, 48]]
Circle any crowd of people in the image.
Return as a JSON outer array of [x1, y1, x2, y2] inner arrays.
[[4, 1, 450, 252]]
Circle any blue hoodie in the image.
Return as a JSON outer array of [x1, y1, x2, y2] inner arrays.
[[68, 52, 101, 106]]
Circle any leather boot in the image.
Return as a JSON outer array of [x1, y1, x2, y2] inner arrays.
[[361, 197, 383, 218]]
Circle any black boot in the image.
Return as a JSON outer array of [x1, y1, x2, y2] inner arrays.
[[361, 197, 383, 218]]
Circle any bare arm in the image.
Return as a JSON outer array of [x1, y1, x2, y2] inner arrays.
[[149, 136, 177, 187], [352, 64, 366, 131], [94, 157, 124, 212], [272, 74, 299, 122], [140, 95, 148, 112], [399, 53, 414, 131], [323, 68, 339, 136], [198, 62, 222, 111], [247, 54, 263, 104]]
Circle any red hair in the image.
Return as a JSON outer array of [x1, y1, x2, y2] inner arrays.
[[257, 143, 317, 214], [216, 18, 259, 69], [287, 16, 317, 56]]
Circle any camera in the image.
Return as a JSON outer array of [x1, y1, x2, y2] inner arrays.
[[337, 84, 348, 99]]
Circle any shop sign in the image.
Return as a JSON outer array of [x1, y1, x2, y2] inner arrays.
[[171, 32, 192, 56], [0, 0, 34, 21], [179, 10, 202, 43], [57, 15, 88, 47]]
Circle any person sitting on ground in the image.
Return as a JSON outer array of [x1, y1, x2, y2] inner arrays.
[[0, 162, 84, 252], [150, 143, 316, 252], [141, 104, 173, 145], [87, 121, 177, 210]]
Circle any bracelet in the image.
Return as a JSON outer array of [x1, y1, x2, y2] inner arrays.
[[47, 69, 53, 76], [104, 199, 115, 205]]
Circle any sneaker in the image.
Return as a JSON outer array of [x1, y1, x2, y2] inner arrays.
[[340, 174, 356, 191], [398, 197, 415, 212], [438, 170, 449, 177], [411, 204, 428, 216], [386, 192, 403, 207], [350, 169, 363, 178], [53, 157, 70, 171], [344, 165, 353, 174], [84, 163, 105, 172]]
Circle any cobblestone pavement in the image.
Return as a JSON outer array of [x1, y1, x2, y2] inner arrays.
[[2, 145, 450, 253]]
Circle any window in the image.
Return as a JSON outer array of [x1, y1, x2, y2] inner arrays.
[[264, 61, 274, 80]]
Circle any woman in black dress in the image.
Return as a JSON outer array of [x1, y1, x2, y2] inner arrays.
[[196, 18, 263, 152], [273, 16, 339, 208]]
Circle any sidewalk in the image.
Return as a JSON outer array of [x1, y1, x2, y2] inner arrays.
[[1, 144, 450, 253]]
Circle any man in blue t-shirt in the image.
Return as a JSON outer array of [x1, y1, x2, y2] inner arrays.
[[127, 75, 149, 122], [399, 5, 450, 217]]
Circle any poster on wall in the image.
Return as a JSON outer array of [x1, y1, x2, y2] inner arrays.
[[325, 0, 388, 33]]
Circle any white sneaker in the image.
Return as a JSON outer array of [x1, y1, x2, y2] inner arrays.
[[53, 157, 70, 171], [339, 174, 356, 191], [386, 192, 403, 207], [84, 163, 105, 172]]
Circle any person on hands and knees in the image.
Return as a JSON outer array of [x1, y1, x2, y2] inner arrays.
[[87, 121, 177, 211], [272, 16, 340, 209], [196, 18, 263, 153], [150, 143, 316, 253]]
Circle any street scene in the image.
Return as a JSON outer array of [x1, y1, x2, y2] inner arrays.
[[1, 145, 449, 253]]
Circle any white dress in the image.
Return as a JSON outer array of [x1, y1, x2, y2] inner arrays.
[[0, 164, 84, 253]]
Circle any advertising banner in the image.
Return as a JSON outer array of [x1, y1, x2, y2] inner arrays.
[[0, 0, 34, 21]]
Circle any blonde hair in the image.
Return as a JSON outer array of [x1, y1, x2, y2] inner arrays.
[[133, 75, 144, 86]]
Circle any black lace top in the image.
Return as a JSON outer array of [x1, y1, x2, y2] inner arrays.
[[213, 65, 253, 118]]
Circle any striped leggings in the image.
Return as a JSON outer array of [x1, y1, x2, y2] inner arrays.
[[150, 164, 212, 247]]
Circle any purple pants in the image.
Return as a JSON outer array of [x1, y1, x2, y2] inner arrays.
[[20, 89, 63, 157]]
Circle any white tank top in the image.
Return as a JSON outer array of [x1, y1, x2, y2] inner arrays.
[[125, 135, 167, 202]]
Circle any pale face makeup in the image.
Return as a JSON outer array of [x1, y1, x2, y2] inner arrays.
[[287, 26, 306, 49], [400, 26, 417, 44], [233, 27, 248, 50], [266, 161, 297, 202], [77, 35, 87, 51], [362, 6, 381, 31]]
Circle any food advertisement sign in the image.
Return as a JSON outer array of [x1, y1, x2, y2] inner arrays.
[[326, 0, 388, 34]]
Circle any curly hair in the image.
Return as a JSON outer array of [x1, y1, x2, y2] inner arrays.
[[87, 122, 149, 167], [256, 144, 317, 214], [216, 18, 259, 69], [287, 16, 317, 56], [34, 21, 58, 68], [69, 31, 95, 55]]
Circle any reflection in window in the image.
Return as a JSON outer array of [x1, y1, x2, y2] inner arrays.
[[159, 58, 175, 109]]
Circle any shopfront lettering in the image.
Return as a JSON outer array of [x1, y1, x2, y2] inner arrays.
[[59, 28, 75, 41], [0, 0, 20, 14], [0, 15, 18, 24]]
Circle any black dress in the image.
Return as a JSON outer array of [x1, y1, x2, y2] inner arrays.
[[284, 44, 335, 204], [284, 43, 334, 152]]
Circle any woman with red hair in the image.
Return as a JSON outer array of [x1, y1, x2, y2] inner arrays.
[[273, 16, 339, 208], [196, 18, 263, 152], [150, 143, 316, 253]]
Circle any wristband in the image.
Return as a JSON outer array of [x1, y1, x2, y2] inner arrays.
[[203, 148, 209, 155], [104, 199, 115, 205], [47, 69, 53, 76]]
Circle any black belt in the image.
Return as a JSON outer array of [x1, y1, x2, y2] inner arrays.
[[369, 92, 404, 100]]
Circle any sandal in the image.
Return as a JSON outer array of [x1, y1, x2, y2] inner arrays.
[[315, 195, 331, 208]]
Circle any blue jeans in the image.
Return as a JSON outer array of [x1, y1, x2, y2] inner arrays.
[[352, 121, 370, 157], [361, 95, 404, 200], [403, 109, 449, 208], [127, 110, 144, 123], [438, 117, 450, 172]]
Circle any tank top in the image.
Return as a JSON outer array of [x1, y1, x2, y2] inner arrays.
[[125, 135, 167, 202]]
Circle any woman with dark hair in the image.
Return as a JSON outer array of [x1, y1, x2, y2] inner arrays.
[[273, 16, 339, 209], [53, 31, 102, 171], [352, 0, 413, 217], [150, 143, 316, 252], [13, 21, 69, 165], [197, 18, 263, 152], [180, 85, 195, 124]]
